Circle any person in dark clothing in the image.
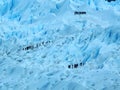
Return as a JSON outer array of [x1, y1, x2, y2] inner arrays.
[[105, 0, 116, 2], [74, 11, 86, 15]]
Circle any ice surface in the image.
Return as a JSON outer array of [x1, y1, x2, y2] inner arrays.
[[0, 0, 120, 90]]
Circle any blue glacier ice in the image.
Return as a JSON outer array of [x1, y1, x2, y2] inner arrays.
[[0, 0, 120, 90]]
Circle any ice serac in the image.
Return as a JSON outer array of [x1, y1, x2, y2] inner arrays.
[[0, 0, 120, 90]]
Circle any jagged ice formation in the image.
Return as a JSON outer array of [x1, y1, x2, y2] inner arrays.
[[0, 0, 120, 90]]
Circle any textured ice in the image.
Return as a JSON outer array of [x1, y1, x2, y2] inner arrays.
[[0, 0, 120, 90]]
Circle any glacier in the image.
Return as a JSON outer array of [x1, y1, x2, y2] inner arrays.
[[0, 0, 120, 90]]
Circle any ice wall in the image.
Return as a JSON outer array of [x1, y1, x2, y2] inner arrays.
[[0, 0, 120, 90]]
